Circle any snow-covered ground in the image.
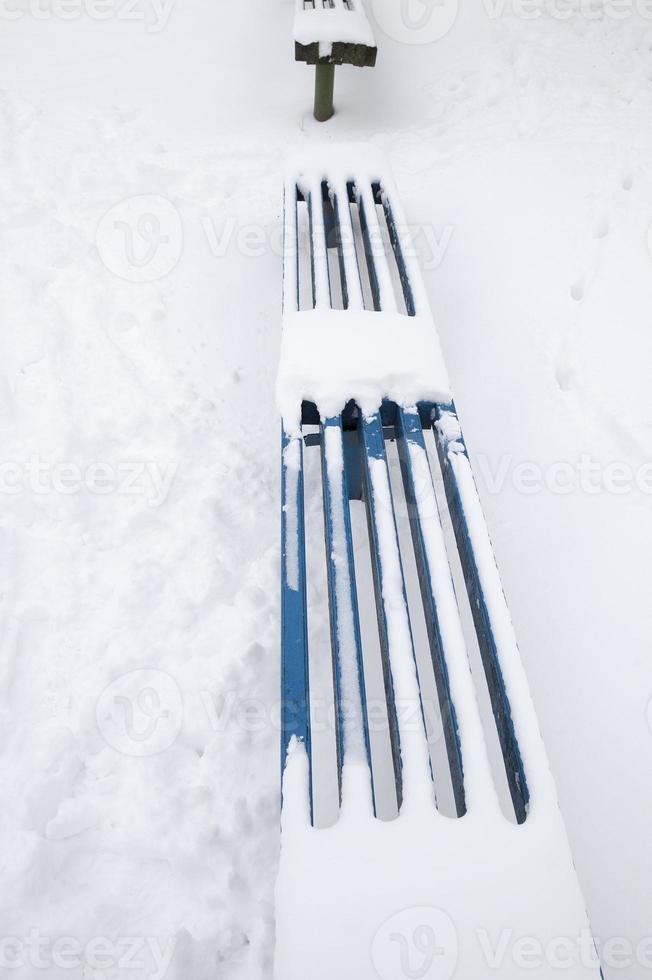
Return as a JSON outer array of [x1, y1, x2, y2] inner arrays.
[[0, 1, 651, 978]]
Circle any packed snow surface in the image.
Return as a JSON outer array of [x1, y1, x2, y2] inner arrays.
[[277, 310, 451, 427], [276, 744, 602, 980], [0, 0, 651, 979]]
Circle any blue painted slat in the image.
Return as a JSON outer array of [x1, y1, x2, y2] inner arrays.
[[395, 407, 466, 817], [432, 402, 529, 824], [375, 183, 416, 317], [356, 187, 382, 312], [281, 425, 312, 818], [332, 181, 366, 312], [308, 180, 332, 310], [282, 182, 300, 313], [331, 192, 350, 310], [320, 416, 375, 810], [307, 187, 318, 309], [359, 412, 410, 809]]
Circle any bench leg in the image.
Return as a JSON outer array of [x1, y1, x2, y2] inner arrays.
[[314, 64, 335, 122]]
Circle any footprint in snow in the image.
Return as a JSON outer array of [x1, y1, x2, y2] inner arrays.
[[45, 797, 98, 841]]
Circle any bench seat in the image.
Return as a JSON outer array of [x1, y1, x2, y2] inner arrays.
[[295, 40, 376, 69], [295, 0, 377, 67], [294, 0, 377, 119]]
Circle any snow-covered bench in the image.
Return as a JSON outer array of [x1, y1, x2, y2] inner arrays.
[[294, 0, 377, 121], [275, 145, 604, 980]]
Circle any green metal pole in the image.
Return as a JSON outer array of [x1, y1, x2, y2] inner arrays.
[[314, 63, 335, 122]]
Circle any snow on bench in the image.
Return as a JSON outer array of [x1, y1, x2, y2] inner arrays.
[[294, 0, 377, 121], [275, 144, 604, 980]]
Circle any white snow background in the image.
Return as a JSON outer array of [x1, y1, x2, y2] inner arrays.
[[0, 0, 651, 978]]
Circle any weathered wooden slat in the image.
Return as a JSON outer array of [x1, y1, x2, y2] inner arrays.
[[295, 40, 377, 68]]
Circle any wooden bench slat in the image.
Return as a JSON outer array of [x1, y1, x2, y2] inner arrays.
[[295, 40, 377, 68]]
